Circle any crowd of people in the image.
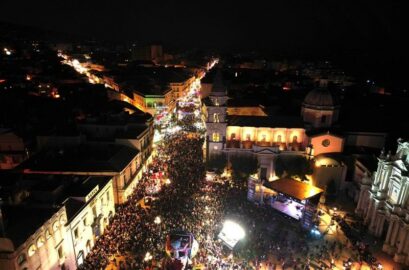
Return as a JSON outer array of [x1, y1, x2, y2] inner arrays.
[[77, 86, 375, 270]]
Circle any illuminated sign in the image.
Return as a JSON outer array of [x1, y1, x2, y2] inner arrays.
[[85, 185, 99, 202]]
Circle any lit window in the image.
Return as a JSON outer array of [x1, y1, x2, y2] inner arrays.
[[53, 221, 59, 232], [230, 133, 236, 140], [213, 113, 220, 123], [45, 230, 51, 240], [37, 236, 45, 248], [246, 134, 251, 141], [28, 244, 36, 257], [277, 135, 282, 142], [212, 133, 220, 142], [214, 98, 219, 106], [60, 216, 67, 225], [261, 134, 266, 142]]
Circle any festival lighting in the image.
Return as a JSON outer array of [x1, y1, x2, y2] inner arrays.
[[144, 252, 153, 261], [218, 220, 245, 249], [154, 216, 162, 224]]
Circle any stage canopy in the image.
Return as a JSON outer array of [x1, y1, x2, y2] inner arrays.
[[263, 178, 323, 201]]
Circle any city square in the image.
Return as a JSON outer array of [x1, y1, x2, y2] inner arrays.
[[1, 2, 409, 270]]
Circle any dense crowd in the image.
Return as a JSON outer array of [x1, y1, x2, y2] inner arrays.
[[78, 87, 375, 270]]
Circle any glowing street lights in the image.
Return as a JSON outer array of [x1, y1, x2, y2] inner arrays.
[[144, 251, 153, 262]]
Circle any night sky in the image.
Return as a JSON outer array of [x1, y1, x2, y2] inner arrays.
[[1, 0, 408, 86], [0, 1, 406, 51]]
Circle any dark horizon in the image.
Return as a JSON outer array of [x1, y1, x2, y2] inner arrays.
[[2, 0, 409, 88], [1, 1, 408, 51]]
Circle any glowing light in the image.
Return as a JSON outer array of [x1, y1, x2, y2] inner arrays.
[[154, 216, 161, 224], [218, 220, 245, 249], [4, 48, 11, 55], [144, 252, 153, 261]]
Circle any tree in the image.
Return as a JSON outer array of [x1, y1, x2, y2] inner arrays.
[[274, 155, 312, 180], [230, 154, 258, 184], [207, 153, 227, 175]]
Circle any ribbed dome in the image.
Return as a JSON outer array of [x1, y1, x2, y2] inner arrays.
[[303, 88, 339, 108]]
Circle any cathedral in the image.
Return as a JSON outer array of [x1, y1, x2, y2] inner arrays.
[[202, 70, 344, 182], [356, 139, 409, 265]]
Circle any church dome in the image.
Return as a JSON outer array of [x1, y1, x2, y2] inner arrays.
[[303, 88, 339, 109]]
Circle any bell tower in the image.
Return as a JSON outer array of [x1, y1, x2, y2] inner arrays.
[[205, 69, 228, 158]]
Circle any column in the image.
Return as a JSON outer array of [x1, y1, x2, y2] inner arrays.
[[376, 216, 385, 237], [391, 220, 400, 247], [385, 220, 395, 244], [356, 189, 364, 213], [398, 228, 408, 254]]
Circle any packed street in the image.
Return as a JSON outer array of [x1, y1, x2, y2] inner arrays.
[[77, 76, 394, 270]]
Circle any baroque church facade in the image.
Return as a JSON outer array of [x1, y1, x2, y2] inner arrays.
[[202, 70, 344, 182], [356, 139, 409, 265]]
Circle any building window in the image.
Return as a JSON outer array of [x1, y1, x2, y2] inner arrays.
[[92, 206, 97, 218], [321, 115, 327, 123], [261, 134, 266, 142], [212, 133, 220, 142], [17, 254, 26, 265], [322, 139, 330, 147], [213, 113, 220, 123], [246, 134, 251, 141], [214, 98, 219, 106], [106, 191, 110, 202], [58, 246, 64, 260], [292, 135, 298, 143], [60, 216, 67, 225], [37, 236, 45, 248], [45, 230, 51, 240], [83, 217, 88, 227], [53, 221, 59, 232], [28, 244, 36, 257], [277, 135, 282, 142], [230, 133, 236, 140], [74, 228, 79, 239]]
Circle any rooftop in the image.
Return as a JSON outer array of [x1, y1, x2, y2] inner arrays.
[[18, 144, 139, 173], [0, 174, 110, 248], [228, 115, 304, 128], [264, 178, 323, 201], [303, 87, 340, 108], [1, 205, 60, 248]]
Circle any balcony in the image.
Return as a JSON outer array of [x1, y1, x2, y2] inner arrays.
[[226, 140, 240, 148], [242, 140, 254, 149]]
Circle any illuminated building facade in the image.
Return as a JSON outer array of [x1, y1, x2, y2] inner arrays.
[[0, 175, 115, 270], [356, 139, 409, 265], [18, 144, 143, 204]]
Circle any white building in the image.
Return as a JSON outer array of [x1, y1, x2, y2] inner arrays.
[[0, 175, 115, 270], [356, 139, 409, 265]]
